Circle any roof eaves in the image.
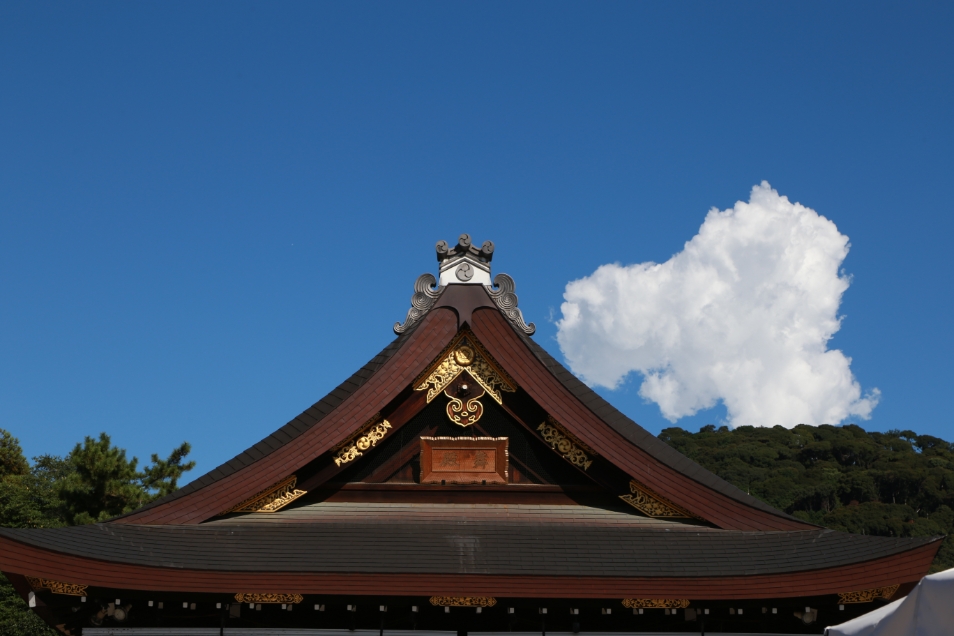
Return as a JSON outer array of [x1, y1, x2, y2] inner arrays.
[[514, 329, 813, 526], [109, 319, 424, 521]]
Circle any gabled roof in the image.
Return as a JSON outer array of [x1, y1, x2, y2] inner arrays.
[[0, 237, 943, 617], [469, 308, 809, 529], [119, 321, 423, 518], [114, 237, 814, 529], [116, 306, 460, 524]]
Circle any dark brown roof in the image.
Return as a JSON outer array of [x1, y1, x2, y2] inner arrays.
[[515, 327, 806, 524], [0, 521, 938, 578], [100, 276, 846, 534], [119, 322, 422, 520]]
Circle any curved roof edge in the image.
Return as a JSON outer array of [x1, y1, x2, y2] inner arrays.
[[113, 309, 430, 521], [515, 325, 811, 525]]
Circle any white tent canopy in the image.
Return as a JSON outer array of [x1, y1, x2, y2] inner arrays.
[[825, 567, 954, 636]]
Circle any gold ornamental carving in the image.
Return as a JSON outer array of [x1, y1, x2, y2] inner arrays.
[[445, 388, 485, 427], [838, 584, 899, 604], [25, 577, 87, 596], [415, 331, 516, 405], [333, 415, 393, 467], [619, 479, 694, 519], [430, 596, 498, 607], [537, 417, 595, 470], [622, 598, 690, 609], [225, 475, 307, 514], [234, 593, 303, 604]]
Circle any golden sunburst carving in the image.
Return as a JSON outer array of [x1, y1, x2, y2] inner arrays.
[[414, 331, 516, 404]]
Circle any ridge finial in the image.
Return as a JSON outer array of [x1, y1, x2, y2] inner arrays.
[[395, 238, 534, 336], [435, 234, 493, 286]]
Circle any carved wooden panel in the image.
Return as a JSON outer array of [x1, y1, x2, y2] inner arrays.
[[838, 584, 899, 604], [420, 437, 508, 484]]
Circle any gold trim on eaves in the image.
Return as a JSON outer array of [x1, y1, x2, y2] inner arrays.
[[619, 479, 695, 519], [430, 596, 497, 607], [622, 598, 690, 609], [838, 584, 899, 604], [26, 577, 87, 596], [234, 593, 303, 604], [223, 475, 307, 514]]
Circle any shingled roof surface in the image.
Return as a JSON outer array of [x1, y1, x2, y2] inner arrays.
[[118, 279, 816, 528], [0, 523, 938, 578], [206, 501, 711, 528], [119, 323, 421, 519], [513, 326, 808, 524]]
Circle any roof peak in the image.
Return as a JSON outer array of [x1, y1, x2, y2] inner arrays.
[[436, 233, 494, 286], [393, 236, 535, 336]]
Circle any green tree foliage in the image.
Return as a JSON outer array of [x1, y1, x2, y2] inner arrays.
[[59, 433, 145, 525], [141, 442, 196, 498], [0, 577, 53, 636], [0, 430, 29, 479], [59, 434, 196, 524], [0, 429, 194, 634], [660, 423, 954, 572]]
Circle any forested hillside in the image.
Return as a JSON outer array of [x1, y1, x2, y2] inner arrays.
[[660, 424, 954, 572]]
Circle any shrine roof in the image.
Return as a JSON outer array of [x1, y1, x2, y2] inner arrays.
[[510, 323, 791, 521], [118, 322, 421, 518], [104, 237, 858, 531], [0, 523, 939, 579]]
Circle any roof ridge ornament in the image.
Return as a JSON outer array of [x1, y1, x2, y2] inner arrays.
[[394, 235, 535, 335], [437, 233, 494, 286], [486, 273, 535, 335], [394, 273, 443, 334]]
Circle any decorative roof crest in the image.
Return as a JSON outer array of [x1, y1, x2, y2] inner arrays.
[[394, 235, 535, 335], [436, 233, 495, 286]]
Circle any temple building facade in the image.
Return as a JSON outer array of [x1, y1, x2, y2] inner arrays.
[[0, 235, 941, 635]]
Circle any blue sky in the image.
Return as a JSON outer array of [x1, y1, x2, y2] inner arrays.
[[2, 3, 952, 481]]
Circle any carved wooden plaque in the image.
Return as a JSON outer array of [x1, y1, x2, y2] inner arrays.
[[420, 437, 508, 485]]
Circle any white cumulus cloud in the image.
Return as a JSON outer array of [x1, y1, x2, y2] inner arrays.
[[556, 182, 879, 428]]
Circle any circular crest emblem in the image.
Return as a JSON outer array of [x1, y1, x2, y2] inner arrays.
[[454, 345, 475, 366], [456, 262, 474, 281]]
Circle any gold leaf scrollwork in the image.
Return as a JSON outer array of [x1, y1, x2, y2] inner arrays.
[[333, 418, 393, 467], [234, 593, 303, 604], [838, 584, 900, 604], [224, 475, 307, 514], [537, 417, 595, 470], [429, 597, 497, 608], [445, 389, 485, 427], [622, 598, 690, 609], [415, 332, 516, 404], [25, 577, 87, 596], [619, 479, 694, 519]]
